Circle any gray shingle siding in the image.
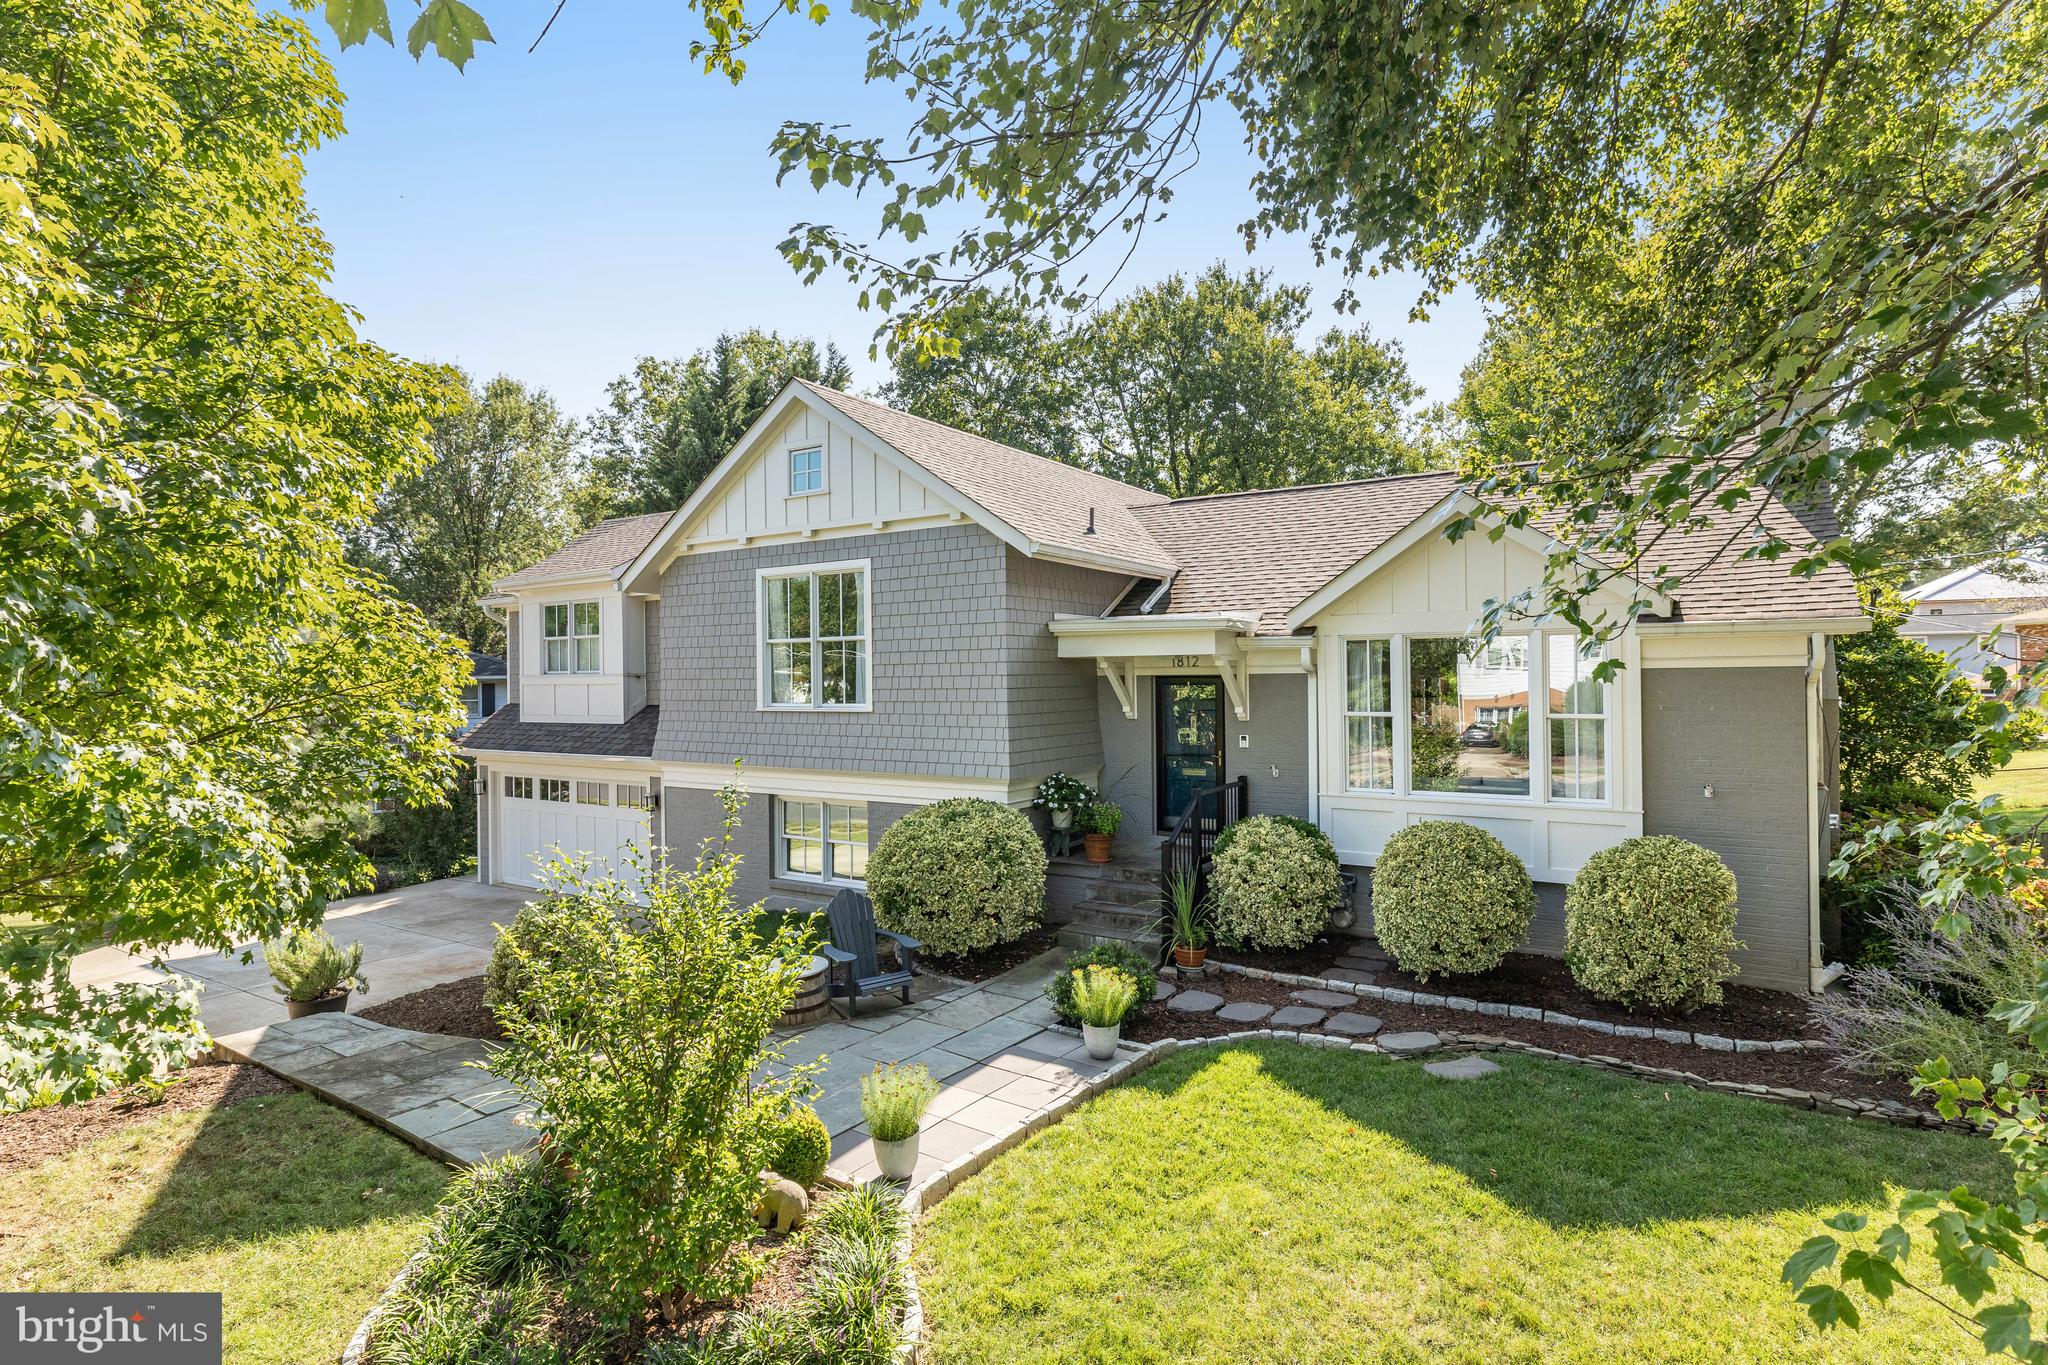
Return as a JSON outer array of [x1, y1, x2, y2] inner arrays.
[[476, 764, 491, 883], [642, 599, 661, 702], [1097, 673, 1311, 833], [1642, 666, 1814, 992], [654, 525, 1123, 781], [505, 610, 520, 704]]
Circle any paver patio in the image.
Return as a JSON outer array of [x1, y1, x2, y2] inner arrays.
[[71, 878, 533, 1036]]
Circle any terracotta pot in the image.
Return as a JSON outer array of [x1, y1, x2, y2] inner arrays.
[[1172, 945, 1208, 970], [1082, 832, 1113, 863], [286, 990, 349, 1019]]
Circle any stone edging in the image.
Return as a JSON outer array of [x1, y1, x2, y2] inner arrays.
[[339, 1243, 433, 1365], [1215, 961, 1826, 1055]]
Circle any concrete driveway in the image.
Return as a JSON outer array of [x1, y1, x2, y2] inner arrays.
[[71, 878, 533, 1038]]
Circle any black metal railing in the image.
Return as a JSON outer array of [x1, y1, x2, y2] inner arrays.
[[1159, 774, 1249, 912]]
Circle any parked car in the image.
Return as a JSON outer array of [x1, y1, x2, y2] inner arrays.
[[1460, 723, 1497, 746]]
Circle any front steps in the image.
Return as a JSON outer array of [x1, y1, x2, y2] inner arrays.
[[1046, 851, 1166, 954]]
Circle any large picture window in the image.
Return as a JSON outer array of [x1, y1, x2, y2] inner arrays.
[[763, 567, 868, 707], [1343, 640, 1394, 792], [542, 601, 600, 674], [1547, 636, 1608, 801], [1409, 637, 1531, 797], [777, 799, 868, 883]]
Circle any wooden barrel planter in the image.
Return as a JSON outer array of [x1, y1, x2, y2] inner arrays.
[[779, 955, 833, 1029]]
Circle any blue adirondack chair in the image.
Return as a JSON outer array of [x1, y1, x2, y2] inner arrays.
[[820, 888, 920, 1016]]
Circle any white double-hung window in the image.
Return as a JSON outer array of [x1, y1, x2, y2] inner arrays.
[[1343, 640, 1395, 792], [542, 601, 601, 674], [762, 563, 868, 707], [1546, 636, 1609, 801], [777, 799, 868, 883]]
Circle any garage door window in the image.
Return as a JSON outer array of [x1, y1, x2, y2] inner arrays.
[[506, 776, 534, 799], [777, 799, 868, 884], [538, 778, 570, 802], [576, 781, 610, 806]]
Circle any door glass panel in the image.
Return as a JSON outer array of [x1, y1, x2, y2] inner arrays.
[[1157, 679, 1223, 830]]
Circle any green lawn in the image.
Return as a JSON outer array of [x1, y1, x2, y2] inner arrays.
[[916, 1042, 2007, 1364], [1980, 751, 2048, 833], [1, 1090, 449, 1365]]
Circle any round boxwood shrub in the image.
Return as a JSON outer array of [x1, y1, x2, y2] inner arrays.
[[765, 1106, 831, 1188], [1209, 814, 1343, 950], [484, 900, 574, 1014], [1565, 835, 1742, 1011], [1372, 820, 1534, 979], [1211, 813, 1335, 864], [866, 798, 1046, 956], [1043, 942, 1156, 1025]]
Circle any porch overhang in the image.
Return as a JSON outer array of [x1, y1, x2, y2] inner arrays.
[[1049, 612, 1266, 721]]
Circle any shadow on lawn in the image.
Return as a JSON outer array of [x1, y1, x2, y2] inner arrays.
[[111, 1088, 447, 1261], [1134, 1040, 2002, 1231]]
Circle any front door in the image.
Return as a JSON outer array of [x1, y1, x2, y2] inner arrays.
[[1155, 678, 1224, 832]]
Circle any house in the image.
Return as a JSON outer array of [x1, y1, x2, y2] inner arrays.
[[461, 652, 508, 734], [1900, 558, 2048, 679], [461, 380, 1867, 993]]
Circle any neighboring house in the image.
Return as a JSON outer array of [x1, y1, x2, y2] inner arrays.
[[461, 380, 1867, 993], [461, 652, 508, 734], [1900, 557, 2048, 679]]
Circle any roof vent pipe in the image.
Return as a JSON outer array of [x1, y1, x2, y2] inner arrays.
[[1084, 507, 1096, 535]]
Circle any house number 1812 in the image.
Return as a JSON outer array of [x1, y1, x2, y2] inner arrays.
[[1168, 655, 1204, 668]]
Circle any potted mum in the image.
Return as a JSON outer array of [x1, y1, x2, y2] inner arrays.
[[1081, 800, 1123, 863], [265, 926, 368, 1018], [1070, 964, 1138, 1059], [861, 1061, 940, 1181], [1033, 772, 1095, 832], [1158, 869, 1211, 969]]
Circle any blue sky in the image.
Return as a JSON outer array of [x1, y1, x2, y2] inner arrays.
[[304, 1, 1490, 421]]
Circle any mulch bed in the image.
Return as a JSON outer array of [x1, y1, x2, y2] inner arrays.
[[918, 927, 1064, 983], [0, 1060, 294, 1177], [1221, 939, 1816, 1041], [1122, 969, 1923, 1108], [360, 973, 503, 1041]]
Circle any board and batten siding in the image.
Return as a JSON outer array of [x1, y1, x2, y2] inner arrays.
[[1641, 665, 1814, 994]]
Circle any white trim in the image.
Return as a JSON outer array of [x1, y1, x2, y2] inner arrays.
[[658, 764, 1027, 805], [1049, 612, 1261, 635], [461, 747, 657, 770], [785, 442, 827, 498], [1634, 616, 1871, 636], [1805, 631, 1827, 988], [772, 795, 869, 887], [754, 557, 873, 712]]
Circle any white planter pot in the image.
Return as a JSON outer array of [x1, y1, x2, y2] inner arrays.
[[1082, 1022, 1121, 1061], [873, 1131, 921, 1181], [1051, 809, 1073, 831]]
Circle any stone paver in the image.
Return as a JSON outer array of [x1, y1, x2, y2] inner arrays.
[[1324, 1011, 1384, 1037], [1216, 1001, 1272, 1023], [1325, 968, 1378, 986], [1290, 988, 1354, 1007], [1166, 990, 1224, 1014], [73, 877, 532, 1034], [1424, 1055, 1502, 1079], [1269, 1005, 1327, 1028], [1153, 980, 1177, 1001], [1378, 1030, 1443, 1056]]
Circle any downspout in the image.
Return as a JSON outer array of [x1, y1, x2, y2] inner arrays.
[[1805, 630, 1844, 993]]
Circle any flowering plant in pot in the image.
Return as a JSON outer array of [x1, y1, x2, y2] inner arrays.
[[265, 927, 367, 1018], [1033, 772, 1095, 831], [860, 1061, 940, 1181], [1157, 869, 1211, 969], [1070, 964, 1138, 1060], [1080, 800, 1123, 863]]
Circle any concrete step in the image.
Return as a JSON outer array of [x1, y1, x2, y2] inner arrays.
[[1055, 922, 1164, 954]]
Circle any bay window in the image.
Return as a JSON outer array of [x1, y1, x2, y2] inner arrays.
[[777, 799, 868, 883], [1547, 636, 1609, 801], [543, 601, 601, 674], [763, 565, 868, 707]]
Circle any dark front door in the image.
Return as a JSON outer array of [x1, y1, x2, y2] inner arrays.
[[1156, 678, 1224, 832]]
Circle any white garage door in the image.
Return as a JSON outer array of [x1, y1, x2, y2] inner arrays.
[[498, 774, 653, 898]]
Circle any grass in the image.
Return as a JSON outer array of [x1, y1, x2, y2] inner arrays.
[[916, 1041, 2009, 1364], [1979, 750, 2048, 834], [0, 1089, 450, 1365]]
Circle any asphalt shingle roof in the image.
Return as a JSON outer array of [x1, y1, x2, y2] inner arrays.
[[494, 513, 671, 589], [461, 704, 660, 759], [467, 651, 506, 680], [795, 381, 1175, 574]]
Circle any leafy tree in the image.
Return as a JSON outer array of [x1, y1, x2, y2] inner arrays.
[[879, 291, 1082, 461], [351, 371, 589, 654], [1072, 265, 1425, 496], [1, 0, 467, 1105], [590, 329, 853, 515]]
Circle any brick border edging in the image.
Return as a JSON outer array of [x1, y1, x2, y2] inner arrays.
[[1214, 961, 1827, 1055]]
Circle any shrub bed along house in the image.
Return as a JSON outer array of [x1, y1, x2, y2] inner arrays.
[[866, 798, 1046, 955], [1564, 835, 1741, 1011], [1208, 814, 1343, 950], [1370, 819, 1534, 979]]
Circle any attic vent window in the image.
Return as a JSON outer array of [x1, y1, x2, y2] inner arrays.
[[789, 446, 824, 496]]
